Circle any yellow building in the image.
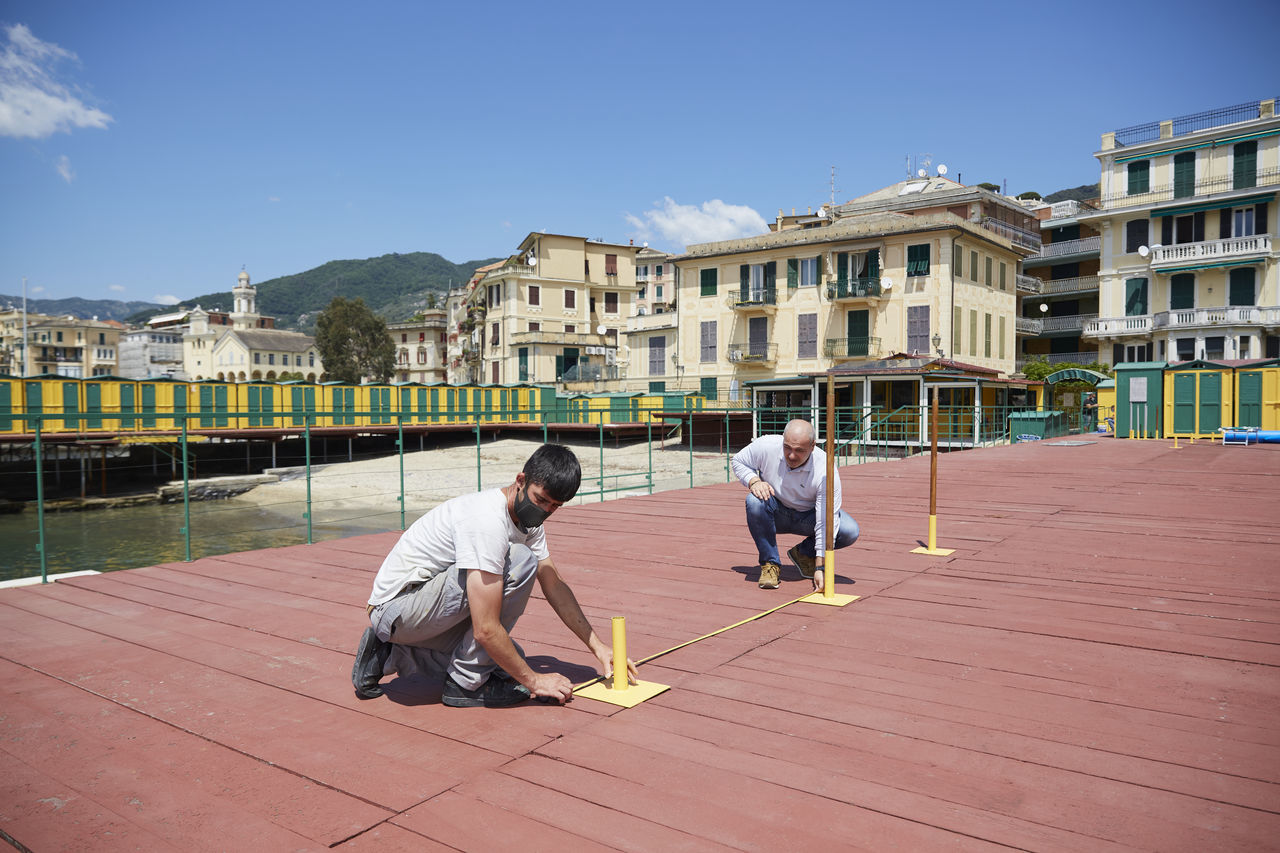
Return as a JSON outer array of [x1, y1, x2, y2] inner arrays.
[[389, 310, 448, 384], [0, 308, 53, 375], [468, 233, 640, 385], [1082, 97, 1279, 365], [25, 315, 121, 377], [672, 179, 1035, 401]]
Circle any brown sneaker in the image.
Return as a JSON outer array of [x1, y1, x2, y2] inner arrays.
[[788, 545, 816, 580], [758, 561, 781, 589]]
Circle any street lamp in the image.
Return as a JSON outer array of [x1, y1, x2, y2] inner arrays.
[[932, 332, 944, 359]]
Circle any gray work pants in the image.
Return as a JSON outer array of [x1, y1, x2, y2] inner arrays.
[[369, 544, 539, 690]]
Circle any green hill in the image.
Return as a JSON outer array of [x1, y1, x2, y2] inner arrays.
[[127, 252, 502, 331]]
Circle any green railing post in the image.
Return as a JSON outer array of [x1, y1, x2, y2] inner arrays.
[[724, 410, 731, 482], [34, 419, 47, 583], [598, 417, 605, 501], [304, 415, 313, 545], [688, 416, 694, 490], [475, 424, 482, 492], [397, 415, 406, 530], [646, 417, 653, 495], [181, 418, 192, 562]]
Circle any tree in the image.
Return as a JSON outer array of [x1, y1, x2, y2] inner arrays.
[[1016, 191, 1042, 200], [977, 182, 1001, 193], [315, 297, 396, 383]]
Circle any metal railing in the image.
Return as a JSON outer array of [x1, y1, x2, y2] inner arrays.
[[1025, 235, 1101, 261], [826, 278, 883, 300], [822, 337, 881, 359], [1101, 167, 1280, 209], [1040, 275, 1100, 295], [1041, 313, 1098, 333], [1114, 99, 1275, 147], [979, 217, 1042, 251], [726, 288, 778, 309], [726, 342, 778, 364], [1016, 317, 1044, 334], [1016, 274, 1043, 294]]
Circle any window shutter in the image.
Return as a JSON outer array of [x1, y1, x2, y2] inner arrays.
[[1234, 141, 1257, 190], [1125, 278, 1148, 316], [1170, 274, 1194, 310], [1257, 202, 1268, 234], [1220, 209, 1233, 240], [1229, 268, 1255, 306], [1193, 212, 1205, 242], [1128, 160, 1149, 195], [1161, 217, 1172, 245], [787, 258, 798, 289], [740, 264, 749, 300], [836, 253, 848, 286], [765, 261, 776, 293], [700, 268, 717, 297], [1173, 153, 1195, 199], [867, 249, 879, 278]]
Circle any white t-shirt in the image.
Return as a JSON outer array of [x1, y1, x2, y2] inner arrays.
[[368, 488, 549, 605]]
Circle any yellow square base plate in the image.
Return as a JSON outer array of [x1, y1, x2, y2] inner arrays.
[[910, 546, 956, 556], [800, 592, 860, 607], [575, 679, 670, 708]]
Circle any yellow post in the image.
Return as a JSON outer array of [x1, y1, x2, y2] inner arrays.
[[611, 616, 628, 692], [1173, 435, 1180, 449], [803, 372, 858, 606], [911, 386, 954, 558]]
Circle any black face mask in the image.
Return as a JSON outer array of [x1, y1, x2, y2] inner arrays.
[[513, 485, 551, 531]]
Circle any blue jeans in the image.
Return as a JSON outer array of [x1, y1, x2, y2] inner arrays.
[[745, 494, 860, 566]]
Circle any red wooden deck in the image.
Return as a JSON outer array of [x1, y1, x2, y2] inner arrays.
[[2, 437, 1278, 851]]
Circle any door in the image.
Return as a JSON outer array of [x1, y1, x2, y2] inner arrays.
[[847, 310, 869, 357], [1238, 371, 1262, 428], [1173, 373, 1196, 434], [63, 381, 80, 431], [748, 316, 768, 357], [1198, 372, 1221, 434]]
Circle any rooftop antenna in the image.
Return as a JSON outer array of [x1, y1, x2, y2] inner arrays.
[[829, 165, 836, 208]]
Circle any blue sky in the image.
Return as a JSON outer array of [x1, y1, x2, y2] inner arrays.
[[2, 0, 1277, 303]]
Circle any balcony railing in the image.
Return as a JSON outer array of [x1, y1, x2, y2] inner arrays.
[[1025, 235, 1101, 263], [1040, 275, 1100, 295], [726, 287, 778, 309], [1040, 313, 1097, 333], [1100, 167, 1280, 209], [1015, 274, 1043, 294], [727, 342, 777, 365], [826, 277, 882, 300], [1113, 99, 1276, 147], [1153, 305, 1280, 330], [822, 337, 881, 359], [1150, 234, 1271, 268], [509, 330, 611, 347], [1084, 316, 1154, 337], [1015, 317, 1043, 335], [1015, 351, 1102, 371], [979, 217, 1042, 252]]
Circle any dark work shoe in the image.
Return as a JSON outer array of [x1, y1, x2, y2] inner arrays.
[[788, 544, 816, 580], [352, 627, 391, 699], [442, 673, 531, 708]]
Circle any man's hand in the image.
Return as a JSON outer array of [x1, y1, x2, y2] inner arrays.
[[749, 478, 774, 501], [811, 555, 825, 591], [528, 671, 574, 704], [594, 645, 638, 685]]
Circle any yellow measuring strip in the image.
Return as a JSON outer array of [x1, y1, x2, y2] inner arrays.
[[573, 593, 812, 692]]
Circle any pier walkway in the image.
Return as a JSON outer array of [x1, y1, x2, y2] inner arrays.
[[2, 438, 1278, 851]]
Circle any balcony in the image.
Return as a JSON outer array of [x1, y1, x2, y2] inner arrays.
[[826, 277, 882, 301], [1015, 317, 1043, 335], [823, 337, 882, 360], [726, 288, 778, 311], [1150, 234, 1271, 270], [726, 342, 777, 366], [1040, 313, 1098, 334], [1039, 275, 1100, 295], [979, 217, 1042, 252], [1099, 167, 1280, 210], [1154, 305, 1280, 331], [1015, 274, 1043, 294], [509, 330, 611, 347], [1023, 236, 1101, 267], [1084, 316, 1154, 338]]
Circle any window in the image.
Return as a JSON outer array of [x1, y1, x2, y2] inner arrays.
[[637, 265, 648, 279], [1233, 141, 1257, 190], [798, 313, 817, 359], [605, 254, 618, 276], [998, 316, 1006, 360], [1229, 268, 1256, 306], [700, 321, 717, 362], [1176, 337, 1195, 361], [1233, 207, 1255, 237], [1170, 273, 1195, 310], [564, 288, 576, 309], [254, 353, 261, 364], [907, 244, 930, 277], [490, 322, 499, 347], [529, 321, 540, 332], [1125, 278, 1148, 316], [907, 305, 929, 353], [648, 335, 665, 376], [999, 262, 1007, 291], [417, 348, 427, 364], [1125, 219, 1149, 254], [984, 313, 992, 358], [401, 333, 408, 343], [700, 268, 717, 297], [528, 285, 540, 306], [419, 332, 425, 342], [953, 306, 962, 354], [518, 347, 529, 382], [969, 251, 977, 281], [969, 310, 977, 356], [700, 376, 717, 398], [604, 292, 618, 313], [953, 243, 963, 277], [1205, 336, 1225, 360], [656, 264, 663, 277], [1173, 152, 1195, 199], [800, 257, 818, 287], [638, 286, 646, 300], [1127, 160, 1150, 195], [564, 324, 575, 333], [656, 285, 663, 299], [1163, 212, 1204, 245], [984, 257, 992, 287]]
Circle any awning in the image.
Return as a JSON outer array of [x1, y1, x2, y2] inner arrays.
[[1155, 258, 1266, 274], [1044, 368, 1110, 386], [1152, 192, 1274, 218], [1115, 128, 1280, 164]]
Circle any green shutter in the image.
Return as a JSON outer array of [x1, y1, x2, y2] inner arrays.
[[836, 253, 848, 286], [1173, 153, 1195, 199], [700, 268, 717, 297], [787, 258, 798, 289], [1170, 274, 1195, 310], [867, 249, 879, 278], [699, 376, 718, 398], [1125, 278, 1148, 316], [1128, 160, 1150, 195], [1233, 141, 1257, 190], [740, 265, 749, 300], [1229, 268, 1255, 306]]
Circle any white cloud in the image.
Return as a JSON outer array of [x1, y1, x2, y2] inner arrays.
[[55, 153, 73, 182], [108, 283, 125, 293], [625, 197, 767, 250], [267, 196, 280, 202], [152, 293, 181, 305], [0, 23, 113, 139]]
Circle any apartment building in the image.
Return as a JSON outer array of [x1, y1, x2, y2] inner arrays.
[[0, 308, 53, 376], [634, 247, 676, 316], [1017, 198, 1103, 370], [117, 328, 185, 378], [388, 310, 448, 384], [467, 233, 640, 385], [1081, 97, 1279, 364], [26, 315, 121, 377], [672, 178, 1035, 401]]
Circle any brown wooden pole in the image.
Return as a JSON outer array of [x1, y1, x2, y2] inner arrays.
[[930, 386, 938, 517], [824, 372, 835, 597]]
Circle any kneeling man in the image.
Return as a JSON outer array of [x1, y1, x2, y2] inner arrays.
[[730, 419, 860, 589], [352, 443, 636, 707]]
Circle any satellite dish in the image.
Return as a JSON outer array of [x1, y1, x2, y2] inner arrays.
[[881, 277, 893, 290], [1137, 245, 1150, 258], [1150, 243, 1162, 250], [1039, 303, 1049, 313], [937, 164, 948, 176], [916, 169, 927, 178], [643, 242, 648, 248], [596, 324, 606, 335], [817, 205, 827, 218], [527, 255, 538, 266]]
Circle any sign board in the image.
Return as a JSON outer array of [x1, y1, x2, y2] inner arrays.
[[1130, 376, 1147, 404]]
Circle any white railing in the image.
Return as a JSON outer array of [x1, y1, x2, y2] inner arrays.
[[1084, 316, 1153, 336], [1016, 317, 1043, 334], [979, 217, 1042, 251], [1153, 305, 1280, 329], [1041, 313, 1097, 332], [1151, 234, 1271, 267], [1015, 274, 1043, 293], [1027, 235, 1101, 260], [1041, 275, 1100, 295]]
